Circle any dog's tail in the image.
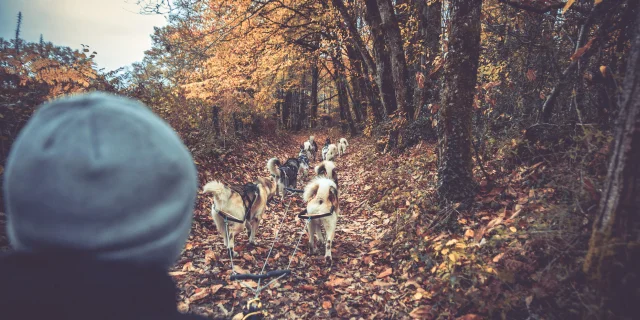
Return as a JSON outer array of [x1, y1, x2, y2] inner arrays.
[[267, 157, 281, 177], [202, 181, 229, 202], [315, 160, 335, 176], [309, 135, 314, 142]]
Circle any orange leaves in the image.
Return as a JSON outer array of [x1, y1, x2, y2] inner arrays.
[[416, 72, 426, 89], [562, 0, 576, 14], [570, 38, 595, 61], [377, 267, 393, 278], [322, 300, 332, 309], [526, 69, 536, 82], [409, 306, 432, 319], [481, 81, 501, 90]]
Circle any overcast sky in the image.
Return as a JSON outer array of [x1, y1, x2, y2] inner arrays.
[[0, 0, 167, 71]]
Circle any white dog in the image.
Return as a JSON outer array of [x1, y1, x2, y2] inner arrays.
[[203, 181, 270, 253], [325, 144, 338, 161], [303, 178, 339, 263], [338, 138, 349, 156], [315, 160, 338, 188]]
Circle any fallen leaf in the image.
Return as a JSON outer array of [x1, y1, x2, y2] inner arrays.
[[168, 271, 187, 276], [210, 284, 223, 295], [456, 314, 482, 320], [300, 285, 315, 291], [189, 288, 210, 302], [526, 295, 534, 308], [570, 38, 595, 61], [409, 306, 432, 319], [493, 253, 505, 263], [464, 229, 475, 239], [373, 280, 396, 287], [377, 267, 393, 278], [177, 301, 189, 313], [182, 261, 195, 271], [562, 0, 576, 14], [322, 301, 332, 309]]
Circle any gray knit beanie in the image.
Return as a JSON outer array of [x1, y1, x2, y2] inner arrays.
[[3, 92, 197, 269]]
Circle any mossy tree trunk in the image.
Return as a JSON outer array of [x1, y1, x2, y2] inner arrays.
[[583, 10, 640, 319], [436, 0, 481, 202]]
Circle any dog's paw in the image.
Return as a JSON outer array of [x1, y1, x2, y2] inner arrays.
[[324, 255, 333, 266]]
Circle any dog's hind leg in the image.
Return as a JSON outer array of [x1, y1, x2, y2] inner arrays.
[[322, 218, 337, 264], [247, 218, 259, 245], [307, 221, 319, 254]]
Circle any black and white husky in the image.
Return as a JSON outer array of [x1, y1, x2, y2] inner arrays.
[[315, 160, 338, 188], [267, 157, 297, 198], [303, 136, 318, 161], [298, 147, 310, 179], [322, 138, 331, 160], [267, 156, 308, 197]]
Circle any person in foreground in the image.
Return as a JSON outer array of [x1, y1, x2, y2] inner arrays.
[[0, 92, 208, 320]]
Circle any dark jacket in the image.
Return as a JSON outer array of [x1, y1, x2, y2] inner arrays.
[[0, 252, 209, 320]]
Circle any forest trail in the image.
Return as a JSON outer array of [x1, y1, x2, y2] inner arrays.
[[175, 133, 405, 319]]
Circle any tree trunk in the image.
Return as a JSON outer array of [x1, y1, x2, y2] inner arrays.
[[359, 51, 385, 122], [346, 43, 365, 123], [332, 50, 358, 135], [311, 60, 319, 128], [297, 72, 308, 130], [212, 105, 221, 135], [413, 0, 441, 113], [376, 0, 414, 120], [436, 0, 481, 203], [282, 90, 291, 129], [364, 0, 398, 116], [583, 12, 640, 319]]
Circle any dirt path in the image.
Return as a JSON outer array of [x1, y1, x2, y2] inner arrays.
[[175, 134, 399, 319]]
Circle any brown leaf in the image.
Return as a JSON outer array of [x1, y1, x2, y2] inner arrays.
[[464, 229, 475, 239], [570, 38, 595, 61], [409, 305, 432, 319], [377, 267, 393, 278], [210, 284, 223, 295], [177, 301, 190, 313], [525, 295, 534, 308], [492, 252, 505, 263], [456, 314, 482, 320], [373, 280, 396, 287], [526, 69, 536, 82], [189, 288, 210, 302], [300, 285, 315, 291], [326, 277, 346, 287], [322, 300, 332, 309], [182, 261, 195, 271]]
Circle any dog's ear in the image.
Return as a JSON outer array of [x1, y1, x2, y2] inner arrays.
[[328, 186, 338, 204], [303, 181, 319, 202]]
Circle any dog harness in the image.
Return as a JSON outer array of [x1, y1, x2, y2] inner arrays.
[[214, 183, 259, 224], [297, 205, 335, 220]]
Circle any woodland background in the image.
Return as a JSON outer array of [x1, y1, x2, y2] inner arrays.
[[1, 0, 639, 319]]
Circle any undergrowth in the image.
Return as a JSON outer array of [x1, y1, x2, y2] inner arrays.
[[355, 125, 612, 319]]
